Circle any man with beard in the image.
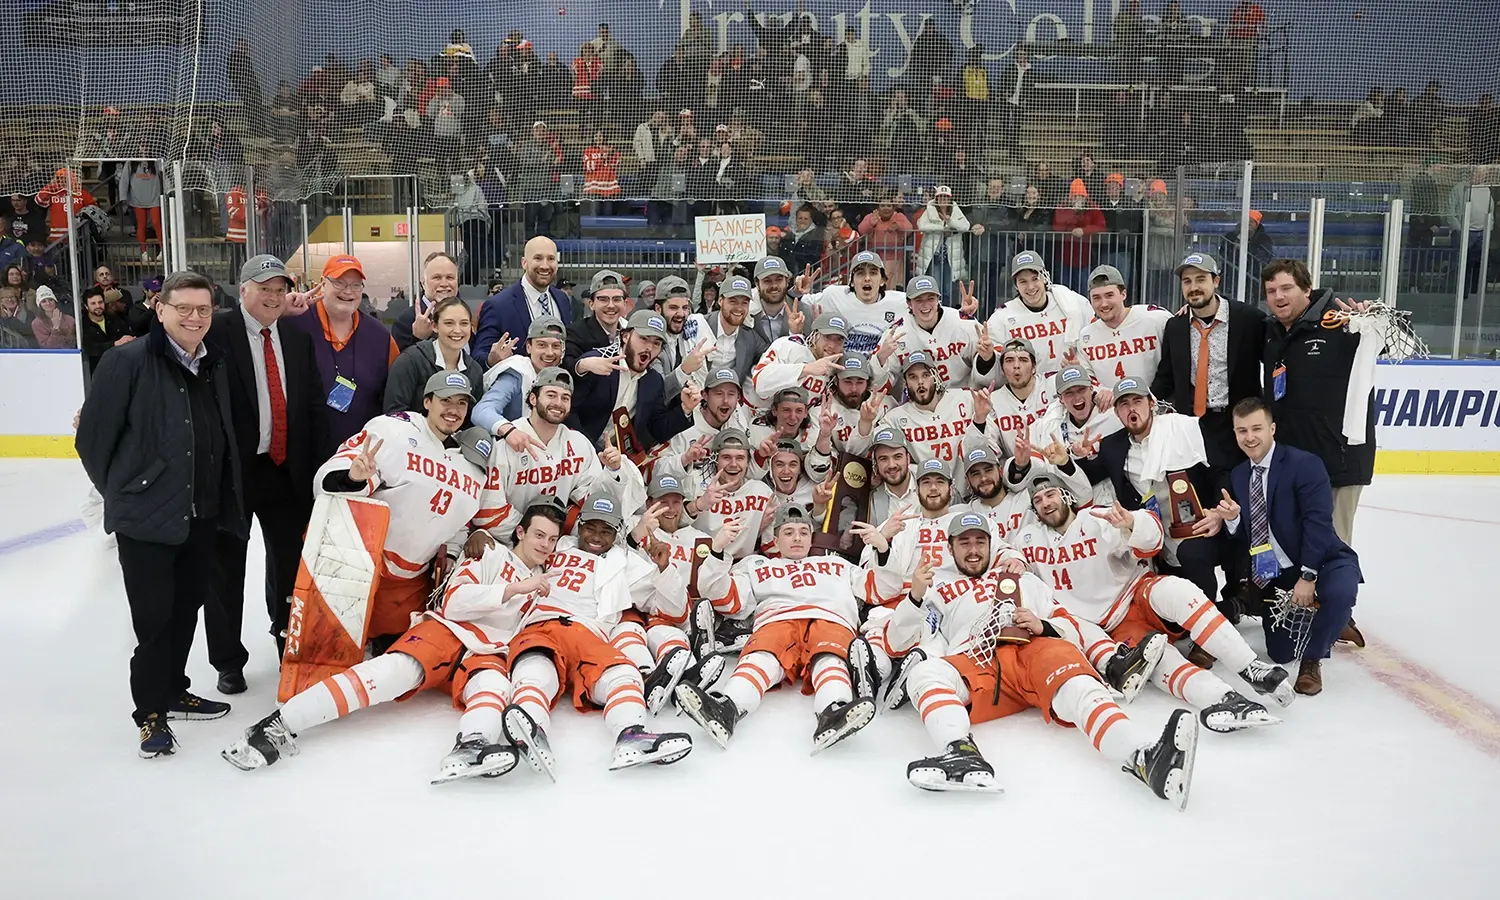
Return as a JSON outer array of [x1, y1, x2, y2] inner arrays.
[[985, 251, 1092, 384], [474, 316, 566, 431], [889, 512, 1195, 805], [563, 270, 633, 372], [748, 311, 848, 408], [869, 426, 920, 523], [684, 428, 775, 562], [955, 445, 1036, 543], [984, 339, 1049, 458], [873, 274, 995, 390], [888, 350, 992, 465], [700, 275, 769, 387], [1078, 265, 1170, 401], [808, 352, 893, 463], [1032, 365, 1123, 506], [749, 255, 812, 343], [569, 308, 695, 454], [668, 368, 752, 481], [748, 387, 829, 482], [796, 250, 909, 357], [651, 275, 714, 396], [489, 367, 644, 536], [475, 236, 572, 361], [1017, 476, 1291, 732]]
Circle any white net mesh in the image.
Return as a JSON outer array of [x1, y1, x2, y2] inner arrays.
[[1268, 587, 1316, 660]]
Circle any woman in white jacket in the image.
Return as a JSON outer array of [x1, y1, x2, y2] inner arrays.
[[916, 185, 975, 288]]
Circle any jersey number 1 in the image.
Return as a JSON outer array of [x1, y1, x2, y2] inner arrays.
[[429, 489, 453, 515]]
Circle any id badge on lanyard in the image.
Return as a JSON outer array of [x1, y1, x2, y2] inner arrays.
[[1251, 542, 1281, 583], [327, 375, 357, 412], [1272, 364, 1287, 400]]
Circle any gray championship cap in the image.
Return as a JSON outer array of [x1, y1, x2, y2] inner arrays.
[[771, 438, 805, 460], [754, 255, 790, 280], [527, 315, 566, 341], [947, 510, 990, 539], [906, 274, 941, 298], [772, 385, 811, 407], [849, 249, 885, 273], [578, 490, 625, 530], [1111, 377, 1150, 406], [1027, 472, 1076, 505], [590, 269, 627, 294], [656, 275, 692, 298], [902, 349, 938, 376], [871, 427, 910, 454], [424, 370, 474, 400], [704, 367, 741, 390], [624, 309, 669, 342], [962, 444, 1002, 474], [533, 366, 574, 392], [634, 279, 657, 298], [1088, 265, 1126, 290], [648, 471, 688, 499], [240, 254, 292, 285], [720, 276, 754, 300], [811, 312, 849, 337], [712, 427, 752, 453], [455, 426, 495, 468], [772, 503, 814, 532], [837, 351, 872, 380], [1056, 365, 1092, 393], [1174, 251, 1220, 278], [1010, 250, 1048, 279], [1001, 337, 1037, 363], [916, 457, 952, 482]]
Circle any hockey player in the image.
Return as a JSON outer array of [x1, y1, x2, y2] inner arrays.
[[747, 312, 848, 408], [684, 428, 775, 561], [807, 352, 892, 463], [1016, 476, 1291, 732], [869, 426, 920, 523], [315, 371, 509, 645], [221, 500, 566, 780], [873, 274, 995, 390], [985, 251, 1092, 383], [1031, 366, 1122, 506], [502, 490, 695, 777], [765, 438, 816, 519], [748, 386, 817, 477], [986, 337, 1052, 458], [795, 250, 909, 356], [668, 367, 753, 469], [634, 471, 728, 690], [675, 507, 880, 753], [957, 445, 1040, 543], [886, 350, 992, 465], [1077, 265, 1170, 401], [890, 512, 1198, 807], [488, 366, 645, 535]]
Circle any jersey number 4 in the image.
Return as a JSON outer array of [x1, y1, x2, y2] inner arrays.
[[1052, 569, 1074, 591], [1114, 362, 1126, 379], [429, 489, 453, 515]]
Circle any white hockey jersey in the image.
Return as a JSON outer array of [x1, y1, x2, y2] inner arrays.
[[749, 333, 830, 408], [886, 388, 981, 465], [885, 569, 1055, 658], [863, 510, 956, 605], [987, 383, 1052, 457], [986, 285, 1092, 381], [957, 492, 1036, 545], [432, 543, 542, 654], [524, 537, 678, 639], [876, 307, 990, 391], [802, 285, 909, 356], [650, 523, 714, 623], [810, 394, 894, 461], [1013, 509, 1163, 630], [486, 418, 644, 536], [1030, 403, 1122, 506], [689, 477, 776, 561], [698, 551, 877, 633], [1078, 305, 1171, 391], [317, 413, 503, 580]]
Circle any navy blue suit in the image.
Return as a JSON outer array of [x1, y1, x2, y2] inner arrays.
[[1227, 442, 1361, 663], [566, 350, 691, 450], [474, 281, 573, 362]]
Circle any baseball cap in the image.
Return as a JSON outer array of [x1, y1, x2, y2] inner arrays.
[[1027, 472, 1074, 503], [424, 370, 474, 400], [455, 426, 495, 468], [850, 250, 885, 273], [837, 351, 872, 379], [527, 316, 566, 341], [240, 254, 291, 286], [579, 491, 624, 530], [754, 256, 790, 280], [947, 511, 989, 539], [962, 445, 1001, 474], [648, 471, 687, 500], [934, 184, 953, 198], [704, 368, 741, 390], [1088, 265, 1125, 290], [1011, 251, 1047, 278], [1001, 337, 1037, 362], [765, 226, 784, 239], [590, 269, 627, 294], [772, 386, 811, 407], [633, 279, 656, 298], [771, 438, 805, 459], [720, 276, 753, 300], [1112, 377, 1150, 405], [907, 275, 941, 298], [1174, 252, 1220, 278], [916, 457, 952, 481], [902, 350, 937, 375], [811, 313, 848, 337], [1056, 366, 1092, 393], [533, 366, 574, 392], [712, 427, 752, 452], [872, 427, 909, 453], [772, 504, 814, 532], [624, 309, 669, 342], [656, 275, 691, 297], [143, 277, 163, 292], [322, 255, 365, 279]]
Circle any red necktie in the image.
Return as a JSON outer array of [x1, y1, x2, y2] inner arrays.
[[261, 327, 287, 465]]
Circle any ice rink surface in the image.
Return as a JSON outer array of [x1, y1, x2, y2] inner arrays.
[[3, 460, 1498, 900]]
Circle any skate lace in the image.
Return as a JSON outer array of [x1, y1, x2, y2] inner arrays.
[[1267, 588, 1316, 660]]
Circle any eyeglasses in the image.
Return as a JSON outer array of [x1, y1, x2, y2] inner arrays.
[[327, 279, 365, 292], [165, 302, 214, 318]]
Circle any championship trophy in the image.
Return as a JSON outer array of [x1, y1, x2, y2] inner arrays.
[[813, 452, 873, 561], [1164, 470, 1205, 539], [687, 537, 713, 600], [611, 406, 644, 463], [992, 574, 1033, 645]]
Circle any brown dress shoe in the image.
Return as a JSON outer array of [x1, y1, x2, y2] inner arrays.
[[1186, 643, 1216, 669], [1337, 619, 1366, 648], [1295, 658, 1323, 696]]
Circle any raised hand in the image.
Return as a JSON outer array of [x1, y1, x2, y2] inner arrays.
[[1334, 298, 1372, 316], [788, 301, 806, 336], [633, 501, 670, 544], [600, 431, 623, 471], [879, 503, 918, 543], [711, 516, 744, 553], [578, 355, 628, 376], [1094, 387, 1114, 412], [957, 280, 979, 317], [975, 321, 994, 360], [818, 399, 838, 437], [412, 306, 435, 340], [644, 533, 672, 571], [680, 434, 713, 467], [698, 475, 728, 512], [504, 426, 548, 456], [680, 381, 703, 417], [1069, 426, 1101, 460], [1089, 501, 1134, 530], [1042, 438, 1070, 466], [681, 338, 713, 375], [1214, 488, 1240, 522], [1013, 429, 1034, 464], [794, 264, 822, 296], [348, 435, 384, 482], [860, 388, 888, 428], [803, 354, 845, 379], [812, 470, 837, 509], [909, 554, 935, 601], [487, 332, 517, 367], [508, 570, 553, 599], [463, 530, 497, 559], [971, 385, 993, 423]]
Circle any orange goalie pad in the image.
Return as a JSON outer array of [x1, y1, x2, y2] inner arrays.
[[277, 495, 392, 703]]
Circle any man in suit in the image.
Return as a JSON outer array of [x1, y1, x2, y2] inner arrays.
[[1215, 397, 1360, 695], [748, 255, 812, 344], [704, 275, 770, 389], [205, 255, 327, 694], [563, 269, 632, 373], [569, 308, 695, 452], [390, 251, 462, 352], [473, 235, 571, 362]]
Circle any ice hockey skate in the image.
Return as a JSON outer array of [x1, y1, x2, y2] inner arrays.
[[607, 725, 694, 770], [848, 636, 881, 700], [503, 703, 556, 782], [714, 615, 753, 654], [430, 733, 520, 784], [221, 710, 300, 771], [881, 648, 926, 711], [681, 651, 729, 693], [1102, 633, 1167, 704], [906, 737, 1004, 793], [811, 697, 876, 755], [1239, 660, 1296, 708], [1200, 692, 1281, 733], [688, 598, 717, 659], [673, 682, 740, 749], [643, 646, 692, 715], [1127, 709, 1199, 811]]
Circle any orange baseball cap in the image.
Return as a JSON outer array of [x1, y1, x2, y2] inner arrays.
[[1106, 172, 1125, 186], [765, 226, 784, 238], [323, 255, 365, 279], [1149, 179, 1168, 194], [1248, 209, 1263, 225], [1068, 178, 1088, 197]]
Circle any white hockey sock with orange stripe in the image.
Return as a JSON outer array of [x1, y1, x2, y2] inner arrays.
[[646, 624, 691, 662], [278, 652, 424, 733], [456, 669, 512, 743], [906, 657, 972, 749], [510, 652, 561, 732], [1066, 616, 1120, 671], [1149, 577, 1255, 671], [593, 664, 649, 734], [810, 653, 853, 708], [1051, 675, 1153, 766], [723, 650, 783, 717], [609, 621, 655, 670], [1153, 643, 1237, 708]]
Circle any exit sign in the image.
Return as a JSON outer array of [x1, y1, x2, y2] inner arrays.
[[369, 226, 381, 237], [395, 221, 410, 237]]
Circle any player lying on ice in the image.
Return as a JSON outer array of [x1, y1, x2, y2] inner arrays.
[[889, 510, 1199, 808]]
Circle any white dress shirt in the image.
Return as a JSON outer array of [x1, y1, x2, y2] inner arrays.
[[1187, 296, 1230, 411], [1224, 442, 1294, 569], [242, 306, 286, 456]]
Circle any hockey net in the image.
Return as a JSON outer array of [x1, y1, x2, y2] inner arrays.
[[1268, 587, 1316, 662]]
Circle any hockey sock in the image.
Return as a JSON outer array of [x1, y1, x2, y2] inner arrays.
[[1153, 643, 1238, 708], [646, 624, 691, 662], [510, 652, 561, 732], [593, 665, 648, 734], [456, 669, 511, 743], [907, 658, 972, 749], [723, 650, 782, 717], [1065, 616, 1119, 670], [1149, 578, 1255, 671], [1051, 675, 1153, 765], [609, 621, 654, 670], [810, 653, 854, 708], [279, 652, 424, 733]]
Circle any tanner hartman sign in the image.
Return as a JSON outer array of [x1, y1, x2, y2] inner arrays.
[[694, 214, 767, 265]]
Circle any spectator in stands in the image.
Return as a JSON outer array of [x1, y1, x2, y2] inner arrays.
[[687, 138, 720, 219], [1226, 0, 1264, 90], [1351, 87, 1384, 144], [339, 61, 380, 127], [427, 77, 465, 163], [515, 120, 560, 237], [788, 168, 828, 225], [30, 286, 75, 349], [1052, 180, 1107, 294], [81, 286, 131, 372], [1098, 173, 1143, 292], [475, 235, 571, 361], [837, 158, 878, 224], [1472, 95, 1499, 164], [1449, 175, 1495, 297], [649, 144, 690, 234], [694, 266, 723, 315], [916, 186, 974, 289], [681, 11, 712, 66], [823, 206, 858, 272], [1145, 179, 1180, 301], [960, 46, 991, 143], [582, 129, 623, 216], [35, 166, 96, 244], [657, 47, 696, 113], [125, 277, 162, 337], [563, 270, 632, 373], [0, 287, 34, 347], [966, 177, 1012, 298], [450, 173, 492, 287], [24, 236, 58, 288], [120, 160, 164, 263], [95, 266, 132, 311], [384, 297, 484, 417], [712, 140, 747, 215], [1000, 47, 1033, 151], [1158, 108, 1205, 171], [0, 219, 24, 273], [1412, 80, 1444, 146], [1033, 161, 1064, 210], [573, 43, 603, 130], [858, 189, 916, 285], [835, 26, 872, 82], [1383, 86, 1411, 146], [8, 195, 48, 243], [538, 51, 572, 108], [1074, 153, 1105, 202], [783, 207, 824, 274], [1160, 1, 1190, 85], [634, 110, 670, 190], [879, 90, 927, 169]]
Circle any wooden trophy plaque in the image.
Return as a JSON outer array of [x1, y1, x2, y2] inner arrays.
[[611, 406, 645, 464], [993, 574, 1033, 645], [813, 453, 873, 562], [687, 537, 714, 601], [1165, 470, 1204, 540]]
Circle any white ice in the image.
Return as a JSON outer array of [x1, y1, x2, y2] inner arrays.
[[3, 460, 1498, 899]]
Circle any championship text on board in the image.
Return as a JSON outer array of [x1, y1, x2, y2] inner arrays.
[[694, 214, 767, 264]]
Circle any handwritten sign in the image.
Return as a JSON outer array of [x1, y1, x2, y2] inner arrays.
[[694, 213, 766, 264]]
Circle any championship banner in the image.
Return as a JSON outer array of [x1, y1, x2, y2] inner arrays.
[[814, 452, 873, 561], [278, 495, 391, 703]]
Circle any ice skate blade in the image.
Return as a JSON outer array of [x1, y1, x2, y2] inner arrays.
[[811, 699, 875, 756], [608, 735, 694, 771], [1169, 711, 1199, 812], [674, 684, 731, 750], [504, 708, 556, 782], [430, 748, 520, 784], [908, 767, 1004, 793], [1201, 710, 1282, 733]]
